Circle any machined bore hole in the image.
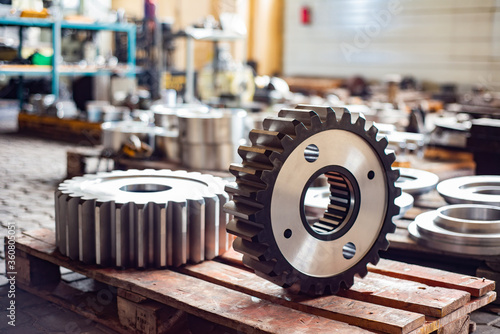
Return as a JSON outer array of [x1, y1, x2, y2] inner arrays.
[[304, 171, 356, 236], [368, 170, 375, 180], [440, 206, 500, 221], [304, 144, 319, 163], [120, 183, 172, 193], [460, 182, 500, 195], [343, 242, 356, 259], [284, 229, 292, 239]]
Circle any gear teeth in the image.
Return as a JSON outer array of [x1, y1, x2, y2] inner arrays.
[[225, 182, 265, 200], [263, 117, 301, 136], [339, 109, 353, 126], [355, 114, 367, 129], [367, 124, 378, 139], [227, 220, 262, 241], [243, 255, 276, 276], [377, 136, 389, 150], [67, 196, 80, 260], [232, 238, 268, 261], [295, 104, 332, 121], [249, 129, 285, 148], [278, 108, 318, 127], [238, 146, 279, 167], [55, 170, 228, 269], [79, 198, 96, 264]]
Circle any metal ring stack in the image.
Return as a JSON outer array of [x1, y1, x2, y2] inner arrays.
[[409, 175, 500, 255]]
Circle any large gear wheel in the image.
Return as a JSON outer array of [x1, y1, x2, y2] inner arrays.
[[55, 169, 229, 269], [224, 105, 400, 295]]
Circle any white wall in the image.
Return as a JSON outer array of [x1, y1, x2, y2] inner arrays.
[[283, 0, 500, 89]]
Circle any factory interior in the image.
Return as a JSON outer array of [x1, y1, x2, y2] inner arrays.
[[1, 0, 500, 333]]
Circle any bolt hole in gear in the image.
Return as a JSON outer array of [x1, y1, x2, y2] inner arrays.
[[224, 105, 400, 295]]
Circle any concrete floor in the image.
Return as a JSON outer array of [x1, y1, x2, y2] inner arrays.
[[0, 108, 499, 333]]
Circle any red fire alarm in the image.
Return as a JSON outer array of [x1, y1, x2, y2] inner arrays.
[[301, 6, 312, 25]]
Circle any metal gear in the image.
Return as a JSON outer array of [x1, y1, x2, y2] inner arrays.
[[55, 169, 229, 268], [224, 105, 400, 295]]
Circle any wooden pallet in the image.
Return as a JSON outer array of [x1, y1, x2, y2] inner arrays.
[[9, 229, 496, 334], [17, 113, 102, 144]]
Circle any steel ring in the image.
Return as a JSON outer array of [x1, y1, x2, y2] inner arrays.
[[437, 175, 500, 205], [395, 167, 439, 196], [408, 204, 500, 255]]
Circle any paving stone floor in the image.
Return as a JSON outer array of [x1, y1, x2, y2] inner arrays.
[[0, 113, 499, 333]]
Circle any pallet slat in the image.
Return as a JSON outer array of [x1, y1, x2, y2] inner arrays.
[[338, 272, 470, 317], [12, 232, 373, 334], [367, 259, 496, 298], [9, 229, 498, 334], [180, 260, 425, 334]]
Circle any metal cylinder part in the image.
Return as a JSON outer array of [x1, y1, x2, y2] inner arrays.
[[437, 175, 500, 205], [151, 103, 209, 131], [224, 105, 400, 295], [55, 169, 230, 268], [408, 204, 500, 255], [178, 108, 250, 170], [101, 121, 159, 152]]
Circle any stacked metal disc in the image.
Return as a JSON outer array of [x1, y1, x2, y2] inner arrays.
[[409, 175, 500, 255], [55, 169, 230, 268], [408, 204, 500, 255]]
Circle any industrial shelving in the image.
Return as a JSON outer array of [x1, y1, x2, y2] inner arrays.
[[0, 16, 136, 103]]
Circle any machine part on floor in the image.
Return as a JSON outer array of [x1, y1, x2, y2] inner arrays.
[[395, 168, 439, 196], [55, 169, 230, 268], [395, 192, 414, 219], [408, 204, 500, 255], [437, 175, 500, 205], [155, 129, 181, 163], [178, 108, 251, 170], [151, 103, 209, 131], [224, 105, 400, 295], [101, 121, 161, 153]]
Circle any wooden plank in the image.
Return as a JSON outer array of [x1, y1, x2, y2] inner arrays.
[[368, 259, 495, 297], [14, 232, 372, 334], [338, 272, 470, 318], [117, 288, 188, 334], [408, 292, 496, 334], [179, 260, 425, 334]]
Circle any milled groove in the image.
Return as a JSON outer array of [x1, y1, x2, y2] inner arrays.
[[55, 170, 229, 269]]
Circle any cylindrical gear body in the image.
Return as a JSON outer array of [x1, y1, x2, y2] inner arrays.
[[55, 169, 230, 268]]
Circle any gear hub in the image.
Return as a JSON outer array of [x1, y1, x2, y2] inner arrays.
[[224, 105, 400, 294]]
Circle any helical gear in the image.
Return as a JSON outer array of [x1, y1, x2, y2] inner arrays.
[[224, 105, 400, 295], [55, 169, 229, 268]]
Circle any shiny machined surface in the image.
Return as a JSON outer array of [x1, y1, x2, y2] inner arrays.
[[437, 175, 500, 205], [395, 168, 439, 196], [151, 103, 209, 131], [395, 192, 414, 219], [408, 204, 500, 255], [178, 108, 250, 170], [55, 169, 230, 268], [224, 105, 400, 294]]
